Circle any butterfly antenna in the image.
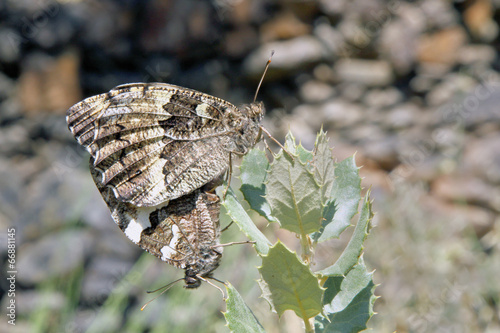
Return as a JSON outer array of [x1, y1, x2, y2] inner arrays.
[[253, 50, 274, 103], [141, 278, 184, 311]]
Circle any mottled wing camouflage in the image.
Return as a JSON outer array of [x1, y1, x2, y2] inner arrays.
[[93, 161, 222, 286], [67, 83, 244, 207], [67, 82, 265, 287]]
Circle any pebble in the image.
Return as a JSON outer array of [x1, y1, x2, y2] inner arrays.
[[320, 98, 364, 129], [261, 11, 311, 41], [384, 103, 420, 130], [18, 51, 81, 115], [419, 0, 460, 29], [313, 21, 346, 57], [463, 0, 499, 41], [0, 28, 21, 63], [362, 135, 401, 170], [337, 82, 367, 102], [458, 44, 497, 65], [333, 59, 394, 87], [423, 197, 495, 238], [416, 26, 468, 66], [431, 174, 500, 212], [244, 36, 325, 75], [378, 17, 419, 74], [463, 135, 500, 184], [319, 0, 348, 16], [299, 79, 336, 103], [362, 87, 403, 109]]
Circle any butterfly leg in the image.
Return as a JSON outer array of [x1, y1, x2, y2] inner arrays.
[[222, 153, 233, 200], [259, 125, 294, 159], [220, 221, 234, 233], [213, 240, 256, 248]]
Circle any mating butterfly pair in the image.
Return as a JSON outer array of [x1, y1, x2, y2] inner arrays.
[[66, 82, 264, 288]]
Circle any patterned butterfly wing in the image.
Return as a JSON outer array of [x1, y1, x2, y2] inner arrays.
[[93, 160, 222, 286], [66, 83, 237, 207]]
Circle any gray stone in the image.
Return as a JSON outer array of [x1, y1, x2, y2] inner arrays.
[[363, 87, 403, 109], [318, 0, 347, 16], [436, 77, 500, 128], [320, 99, 364, 129], [299, 80, 336, 103], [362, 135, 400, 170], [431, 175, 500, 212], [384, 103, 420, 129], [244, 36, 325, 75], [313, 21, 346, 56], [463, 135, 500, 184], [333, 59, 394, 87], [378, 3, 425, 75], [426, 74, 477, 107], [458, 45, 497, 65], [409, 74, 438, 94], [0, 123, 30, 156], [344, 123, 385, 143], [0, 72, 15, 101], [337, 82, 367, 102], [65, 309, 99, 333], [0, 28, 21, 63], [419, 0, 459, 29]]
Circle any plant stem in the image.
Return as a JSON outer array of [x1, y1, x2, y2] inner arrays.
[[304, 317, 314, 333], [300, 233, 312, 264]]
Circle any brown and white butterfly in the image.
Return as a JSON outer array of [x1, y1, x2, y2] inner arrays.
[[66, 82, 265, 287]]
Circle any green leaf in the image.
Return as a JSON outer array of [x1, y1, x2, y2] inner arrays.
[[285, 132, 313, 165], [323, 256, 372, 314], [312, 129, 335, 202], [239, 148, 276, 223], [222, 187, 271, 255], [315, 258, 376, 333], [319, 193, 373, 276], [224, 283, 267, 333], [318, 156, 362, 242], [266, 135, 323, 235], [321, 276, 343, 306], [258, 241, 323, 319]]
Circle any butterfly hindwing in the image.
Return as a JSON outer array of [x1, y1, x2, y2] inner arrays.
[[93, 160, 222, 274]]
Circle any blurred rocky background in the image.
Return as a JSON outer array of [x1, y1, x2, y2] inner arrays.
[[0, 0, 499, 332]]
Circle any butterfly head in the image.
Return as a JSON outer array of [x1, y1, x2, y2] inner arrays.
[[184, 272, 203, 289], [183, 246, 222, 289], [240, 101, 265, 123]]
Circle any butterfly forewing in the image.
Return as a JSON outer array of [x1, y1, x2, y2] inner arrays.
[[67, 83, 241, 207]]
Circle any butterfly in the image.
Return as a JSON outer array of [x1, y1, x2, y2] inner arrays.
[[66, 82, 265, 287], [66, 55, 276, 288]]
